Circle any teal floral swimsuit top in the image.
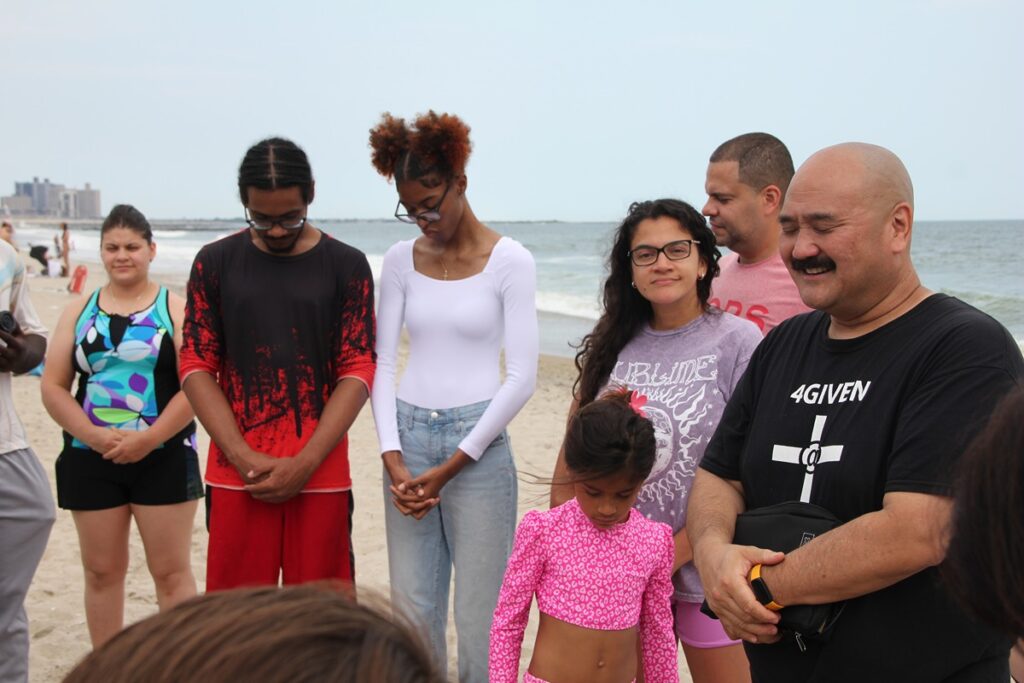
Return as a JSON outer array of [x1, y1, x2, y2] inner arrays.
[[70, 287, 195, 450]]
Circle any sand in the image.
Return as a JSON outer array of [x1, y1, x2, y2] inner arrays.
[[13, 264, 695, 681]]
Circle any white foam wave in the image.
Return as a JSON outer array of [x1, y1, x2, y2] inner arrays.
[[535, 290, 600, 321], [153, 230, 188, 239]]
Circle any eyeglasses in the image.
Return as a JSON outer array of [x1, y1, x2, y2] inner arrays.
[[245, 209, 307, 231], [394, 184, 450, 224], [628, 239, 700, 267]]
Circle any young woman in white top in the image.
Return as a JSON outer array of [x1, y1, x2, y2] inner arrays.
[[368, 111, 538, 682]]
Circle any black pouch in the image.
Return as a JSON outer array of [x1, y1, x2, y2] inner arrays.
[[701, 501, 846, 650]]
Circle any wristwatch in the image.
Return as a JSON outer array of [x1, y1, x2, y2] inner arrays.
[[749, 563, 784, 611]]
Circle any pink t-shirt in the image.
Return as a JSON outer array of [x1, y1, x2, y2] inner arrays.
[[710, 251, 811, 335]]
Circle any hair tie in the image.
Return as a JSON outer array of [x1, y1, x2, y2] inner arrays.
[[628, 391, 648, 416]]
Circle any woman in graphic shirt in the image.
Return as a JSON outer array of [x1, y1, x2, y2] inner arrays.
[[551, 199, 761, 682]]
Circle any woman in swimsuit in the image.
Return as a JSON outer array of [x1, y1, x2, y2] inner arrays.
[[41, 204, 201, 647]]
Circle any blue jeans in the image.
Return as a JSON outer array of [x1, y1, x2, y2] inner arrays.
[[385, 399, 517, 683]]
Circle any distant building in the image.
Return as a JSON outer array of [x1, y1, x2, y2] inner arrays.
[[1, 177, 102, 218]]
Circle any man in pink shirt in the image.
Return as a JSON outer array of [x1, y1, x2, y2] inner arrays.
[[703, 133, 810, 334]]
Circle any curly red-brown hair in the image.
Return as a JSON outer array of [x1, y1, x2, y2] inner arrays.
[[368, 110, 472, 182]]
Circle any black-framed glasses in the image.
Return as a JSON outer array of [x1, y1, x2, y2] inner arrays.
[[628, 239, 700, 267], [245, 209, 307, 232], [394, 184, 450, 224]]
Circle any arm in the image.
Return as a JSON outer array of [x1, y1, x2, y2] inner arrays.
[[405, 243, 539, 504], [489, 511, 546, 683], [40, 300, 123, 454], [182, 372, 273, 481], [103, 291, 196, 464], [760, 491, 950, 606], [179, 251, 275, 483], [549, 396, 579, 508], [672, 528, 692, 573], [688, 469, 783, 643], [0, 257, 46, 374], [368, 245, 426, 515], [639, 527, 680, 683]]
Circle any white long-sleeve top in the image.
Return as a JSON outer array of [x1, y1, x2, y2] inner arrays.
[[371, 236, 539, 460]]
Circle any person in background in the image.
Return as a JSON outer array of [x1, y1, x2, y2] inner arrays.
[[551, 198, 759, 682], [180, 137, 376, 591], [368, 111, 538, 682], [945, 388, 1024, 682], [28, 244, 50, 273], [688, 143, 1023, 682], [60, 222, 72, 277], [41, 204, 200, 648], [702, 133, 809, 334], [0, 237, 55, 683], [63, 584, 444, 683]]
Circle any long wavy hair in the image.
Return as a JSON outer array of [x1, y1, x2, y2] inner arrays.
[[573, 198, 720, 406]]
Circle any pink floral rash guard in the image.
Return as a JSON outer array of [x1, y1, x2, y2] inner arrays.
[[489, 499, 679, 682]]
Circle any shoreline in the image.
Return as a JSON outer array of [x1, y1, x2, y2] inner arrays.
[[41, 253, 600, 360]]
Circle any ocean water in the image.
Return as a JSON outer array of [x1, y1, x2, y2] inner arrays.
[[12, 219, 1023, 357]]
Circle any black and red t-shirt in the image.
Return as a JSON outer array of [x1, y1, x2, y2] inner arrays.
[[180, 230, 376, 492]]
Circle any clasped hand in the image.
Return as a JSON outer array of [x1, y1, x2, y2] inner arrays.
[[697, 541, 786, 644], [241, 449, 314, 504], [101, 429, 157, 464], [383, 451, 445, 520]]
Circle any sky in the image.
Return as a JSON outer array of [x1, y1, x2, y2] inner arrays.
[[1, 0, 1022, 222]]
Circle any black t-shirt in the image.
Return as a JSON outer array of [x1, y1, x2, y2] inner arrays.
[[701, 294, 1023, 682], [181, 230, 376, 490]]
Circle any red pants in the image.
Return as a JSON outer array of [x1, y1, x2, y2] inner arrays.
[[206, 487, 353, 591]]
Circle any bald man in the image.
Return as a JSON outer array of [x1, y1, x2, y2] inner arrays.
[[687, 143, 1023, 682]]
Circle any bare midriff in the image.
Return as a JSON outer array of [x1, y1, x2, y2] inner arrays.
[[527, 612, 638, 683]]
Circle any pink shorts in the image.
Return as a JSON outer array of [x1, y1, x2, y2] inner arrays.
[[523, 674, 634, 683], [673, 599, 742, 649]]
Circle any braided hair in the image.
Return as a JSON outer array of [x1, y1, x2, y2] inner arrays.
[[237, 137, 314, 205]]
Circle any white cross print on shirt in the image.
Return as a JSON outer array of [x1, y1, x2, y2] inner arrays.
[[771, 414, 844, 503]]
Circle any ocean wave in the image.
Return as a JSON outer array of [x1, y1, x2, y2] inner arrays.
[[153, 230, 189, 239], [535, 291, 600, 321]]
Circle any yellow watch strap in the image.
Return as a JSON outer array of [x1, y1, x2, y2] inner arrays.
[[749, 563, 784, 611]]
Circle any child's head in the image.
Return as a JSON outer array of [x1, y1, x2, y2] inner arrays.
[[63, 584, 443, 683], [564, 389, 656, 527]]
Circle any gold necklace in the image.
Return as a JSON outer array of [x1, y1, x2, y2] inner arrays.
[[106, 282, 151, 311], [439, 257, 449, 281]]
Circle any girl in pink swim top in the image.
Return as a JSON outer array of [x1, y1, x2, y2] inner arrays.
[[490, 391, 678, 683]]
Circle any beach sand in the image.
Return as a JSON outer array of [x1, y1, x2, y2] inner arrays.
[[15, 265, 695, 682]]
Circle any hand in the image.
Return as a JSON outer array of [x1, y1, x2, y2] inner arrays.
[[696, 540, 785, 644], [383, 451, 436, 517], [86, 426, 124, 456], [243, 456, 316, 504], [103, 429, 156, 464], [227, 448, 276, 485], [400, 465, 453, 520], [0, 328, 26, 373]]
